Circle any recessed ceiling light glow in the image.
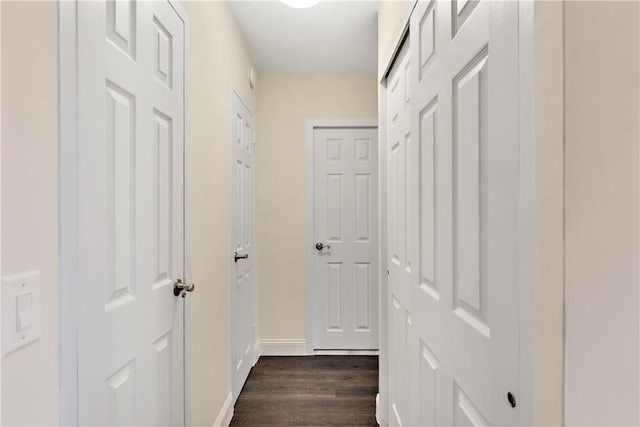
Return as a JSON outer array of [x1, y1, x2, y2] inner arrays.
[[281, 0, 321, 9]]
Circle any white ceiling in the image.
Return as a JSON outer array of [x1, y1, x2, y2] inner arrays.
[[229, 1, 378, 73]]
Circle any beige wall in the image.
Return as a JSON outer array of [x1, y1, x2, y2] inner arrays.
[[1, 1, 59, 425], [378, 1, 415, 78], [564, 2, 640, 425], [181, 1, 256, 425], [255, 74, 377, 343], [532, 1, 564, 424]]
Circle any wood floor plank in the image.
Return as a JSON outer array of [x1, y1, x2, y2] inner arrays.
[[230, 356, 379, 426]]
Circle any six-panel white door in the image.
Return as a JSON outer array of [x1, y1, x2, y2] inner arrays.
[[231, 92, 255, 401], [76, 0, 186, 424], [386, 0, 521, 425], [312, 127, 379, 350]]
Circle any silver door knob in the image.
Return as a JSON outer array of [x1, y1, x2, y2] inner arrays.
[[315, 242, 331, 251], [173, 278, 195, 298]]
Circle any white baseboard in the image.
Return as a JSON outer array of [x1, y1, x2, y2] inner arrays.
[[375, 393, 380, 426], [212, 392, 234, 427], [259, 339, 308, 356], [313, 349, 379, 356], [253, 339, 261, 365]]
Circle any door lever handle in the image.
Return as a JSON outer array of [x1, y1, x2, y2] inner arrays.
[[315, 242, 331, 251], [234, 252, 249, 263], [173, 278, 195, 298]]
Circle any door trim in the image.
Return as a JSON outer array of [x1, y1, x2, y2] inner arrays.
[[377, 82, 393, 427], [516, 1, 535, 424], [58, 2, 191, 424], [305, 119, 378, 355]]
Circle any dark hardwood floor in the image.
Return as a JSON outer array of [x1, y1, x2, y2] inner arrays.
[[230, 355, 379, 426]]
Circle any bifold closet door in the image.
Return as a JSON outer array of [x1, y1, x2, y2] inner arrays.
[[386, 1, 521, 425]]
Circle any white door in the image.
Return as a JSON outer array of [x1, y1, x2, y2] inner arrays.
[[387, 1, 521, 426], [231, 92, 254, 401], [386, 40, 414, 426], [312, 126, 379, 350], [76, 1, 186, 424]]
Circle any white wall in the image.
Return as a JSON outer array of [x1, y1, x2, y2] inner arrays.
[[564, 2, 640, 425], [1, 1, 59, 424], [181, 2, 257, 425], [255, 74, 377, 346]]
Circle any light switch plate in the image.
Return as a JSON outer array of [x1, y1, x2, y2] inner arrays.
[[2, 271, 41, 357]]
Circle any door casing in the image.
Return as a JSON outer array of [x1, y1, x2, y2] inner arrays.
[[58, 1, 191, 424], [305, 119, 378, 355]]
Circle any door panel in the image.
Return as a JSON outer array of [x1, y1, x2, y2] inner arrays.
[[312, 127, 379, 350], [386, 40, 412, 427], [231, 93, 254, 401], [77, 1, 185, 425], [386, 1, 520, 425]]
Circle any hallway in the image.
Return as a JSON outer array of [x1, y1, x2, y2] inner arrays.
[[1, 0, 639, 426], [231, 356, 378, 426]]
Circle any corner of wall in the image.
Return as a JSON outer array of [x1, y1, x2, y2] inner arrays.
[[532, 1, 564, 425]]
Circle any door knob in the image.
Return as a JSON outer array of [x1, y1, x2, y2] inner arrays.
[[173, 278, 195, 298], [315, 242, 331, 251], [234, 252, 249, 263]]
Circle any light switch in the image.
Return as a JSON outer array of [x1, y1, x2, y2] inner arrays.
[[16, 291, 34, 332], [2, 271, 41, 357]]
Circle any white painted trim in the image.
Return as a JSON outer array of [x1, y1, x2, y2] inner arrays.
[[58, 1, 79, 423], [58, 2, 191, 424], [259, 339, 308, 356], [305, 119, 379, 355], [313, 350, 379, 356], [377, 80, 390, 427], [306, 119, 378, 129], [517, 1, 535, 425], [253, 339, 261, 365], [0, 1, 3, 420], [212, 392, 234, 427]]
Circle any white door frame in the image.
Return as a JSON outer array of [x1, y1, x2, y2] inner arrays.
[[58, 2, 191, 424], [376, 2, 536, 426], [305, 119, 378, 355]]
